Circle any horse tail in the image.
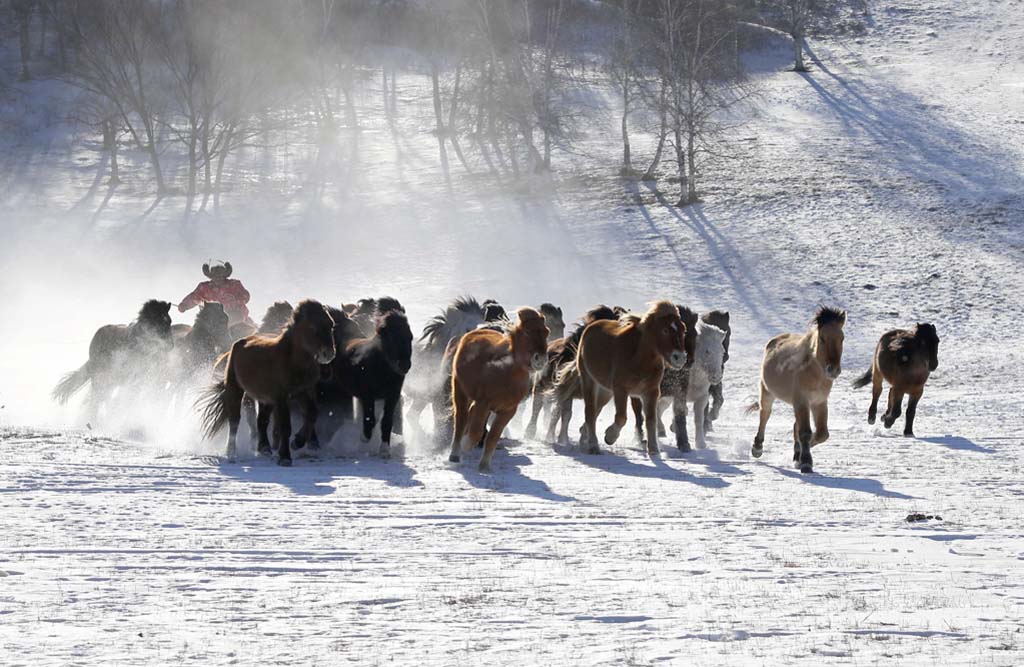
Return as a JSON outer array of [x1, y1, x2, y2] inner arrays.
[[196, 350, 239, 439], [548, 359, 581, 405], [52, 362, 91, 405], [851, 368, 873, 389], [744, 401, 760, 415]]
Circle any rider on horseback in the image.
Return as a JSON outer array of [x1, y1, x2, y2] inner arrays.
[[178, 261, 253, 328]]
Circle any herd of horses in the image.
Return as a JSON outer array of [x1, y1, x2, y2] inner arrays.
[[52, 295, 941, 474]]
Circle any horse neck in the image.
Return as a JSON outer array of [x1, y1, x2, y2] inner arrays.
[[634, 324, 664, 366], [800, 327, 823, 370]]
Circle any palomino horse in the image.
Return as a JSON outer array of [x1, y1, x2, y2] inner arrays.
[[577, 301, 687, 456], [53, 299, 174, 420], [530, 305, 619, 443], [199, 300, 336, 466], [852, 323, 939, 437], [749, 306, 846, 473], [448, 307, 549, 472], [323, 310, 413, 457]]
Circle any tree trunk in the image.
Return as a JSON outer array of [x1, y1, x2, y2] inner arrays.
[[792, 32, 807, 72], [38, 4, 48, 57], [643, 79, 668, 181], [103, 121, 120, 185], [18, 7, 31, 81], [620, 77, 632, 175], [430, 64, 451, 182], [686, 130, 697, 203], [213, 124, 234, 211], [447, 64, 473, 173]]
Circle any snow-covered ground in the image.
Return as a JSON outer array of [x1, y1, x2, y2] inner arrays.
[[1, 1, 1023, 664]]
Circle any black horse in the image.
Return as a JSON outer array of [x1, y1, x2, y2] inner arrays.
[[322, 310, 413, 457], [173, 301, 231, 379], [53, 299, 174, 421]]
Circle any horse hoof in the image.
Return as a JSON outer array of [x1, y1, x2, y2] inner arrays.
[[604, 426, 620, 445], [799, 462, 813, 474], [478, 462, 492, 474], [524, 427, 536, 440], [867, 415, 876, 425], [677, 442, 692, 453], [648, 448, 660, 458], [258, 446, 272, 456], [904, 431, 915, 438], [587, 446, 602, 455], [379, 445, 392, 459], [751, 445, 763, 458], [448, 454, 460, 463], [696, 441, 707, 450], [277, 457, 293, 467]]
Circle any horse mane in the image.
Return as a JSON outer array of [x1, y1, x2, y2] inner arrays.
[[259, 301, 294, 334], [419, 295, 485, 348], [375, 296, 405, 315], [914, 322, 939, 345], [376, 309, 410, 334], [696, 319, 726, 342], [813, 305, 847, 329], [137, 299, 171, 324], [639, 301, 678, 328]]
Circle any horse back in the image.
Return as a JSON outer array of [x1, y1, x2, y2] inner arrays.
[[88, 324, 131, 364], [760, 332, 829, 404], [875, 329, 931, 387], [579, 319, 657, 392]]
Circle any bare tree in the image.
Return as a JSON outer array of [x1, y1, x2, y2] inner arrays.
[[760, 0, 857, 72]]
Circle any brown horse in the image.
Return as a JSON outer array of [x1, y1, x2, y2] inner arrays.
[[852, 323, 939, 437], [198, 300, 336, 465], [577, 301, 687, 456], [53, 300, 174, 420], [748, 306, 846, 473], [448, 307, 549, 472]]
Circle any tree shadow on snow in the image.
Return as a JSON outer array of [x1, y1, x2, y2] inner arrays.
[[770, 465, 918, 499], [567, 445, 731, 489], [453, 448, 576, 503]]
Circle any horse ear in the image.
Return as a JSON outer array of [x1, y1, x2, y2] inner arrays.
[[162, 301, 172, 314], [202, 263, 211, 279], [223, 262, 233, 278], [557, 307, 563, 317]]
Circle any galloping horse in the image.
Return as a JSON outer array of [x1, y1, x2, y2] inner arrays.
[[576, 301, 687, 456], [748, 306, 846, 473], [538, 303, 565, 342], [448, 307, 549, 472], [699, 310, 731, 430], [173, 301, 231, 378], [199, 300, 336, 465], [325, 310, 413, 457], [852, 323, 939, 437], [53, 299, 174, 420]]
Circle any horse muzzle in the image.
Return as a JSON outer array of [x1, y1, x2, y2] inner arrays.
[[668, 350, 686, 371], [530, 353, 547, 372], [825, 364, 842, 380]]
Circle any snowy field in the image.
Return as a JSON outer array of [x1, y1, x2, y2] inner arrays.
[[2, 1, 1023, 664]]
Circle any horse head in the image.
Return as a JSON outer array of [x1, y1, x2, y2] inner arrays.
[[641, 301, 687, 371], [916, 322, 940, 371], [259, 301, 294, 335], [377, 310, 413, 376], [137, 299, 174, 350], [813, 306, 846, 380], [539, 303, 565, 342], [695, 320, 727, 385], [676, 305, 700, 368], [701, 310, 731, 363], [512, 307, 550, 372], [291, 300, 336, 365]]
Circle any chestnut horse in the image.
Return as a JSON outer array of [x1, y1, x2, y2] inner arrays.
[[448, 307, 549, 472], [198, 300, 336, 465], [748, 306, 846, 473], [852, 323, 939, 437], [577, 301, 687, 456]]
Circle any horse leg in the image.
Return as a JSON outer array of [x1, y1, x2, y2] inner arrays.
[[224, 383, 244, 461], [630, 396, 644, 443], [904, 386, 923, 438], [528, 383, 544, 440], [256, 402, 273, 456], [274, 397, 293, 466], [752, 383, 774, 459], [657, 398, 669, 438], [673, 393, 691, 452], [293, 392, 320, 451], [642, 391, 662, 456], [243, 395, 258, 442], [392, 395, 404, 437], [812, 402, 830, 446], [479, 408, 516, 473], [582, 381, 609, 455], [693, 392, 709, 450], [867, 366, 883, 425], [794, 401, 813, 474], [883, 387, 904, 429], [379, 391, 400, 458], [448, 380, 469, 463], [466, 401, 490, 451], [708, 380, 724, 423], [551, 398, 573, 445], [360, 396, 377, 443], [604, 390, 629, 446]]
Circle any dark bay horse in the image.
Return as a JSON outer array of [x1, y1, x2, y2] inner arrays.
[[53, 300, 174, 419], [748, 306, 846, 473], [173, 302, 231, 378], [325, 310, 413, 457], [448, 307, 549, 472], [199, 300, 336, 465], [852, 323, 939, 437]]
